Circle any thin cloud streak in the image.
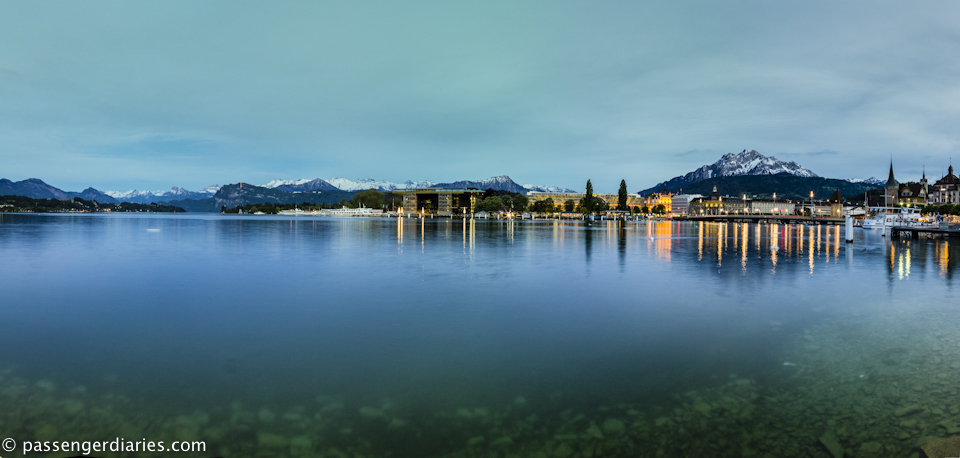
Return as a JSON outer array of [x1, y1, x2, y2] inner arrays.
[[1, 1, 958, 193]]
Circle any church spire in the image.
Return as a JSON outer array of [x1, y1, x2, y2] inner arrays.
[[885, 158, 897, 187]]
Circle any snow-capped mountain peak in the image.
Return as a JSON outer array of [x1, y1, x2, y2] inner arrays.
[[710, 150, 818, 178], [643, 149, 818, 194]]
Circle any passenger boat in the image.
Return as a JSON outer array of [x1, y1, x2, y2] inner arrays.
[[861, 206, 935, 229]]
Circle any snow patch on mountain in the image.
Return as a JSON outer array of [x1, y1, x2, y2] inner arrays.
[[104, 185, 221, 203], [264, 179, 312, 188], [262, 176, 571, 194], [523, 184, 576, 193], [847, 177, 884, 186], [645, 149, 818, 194]]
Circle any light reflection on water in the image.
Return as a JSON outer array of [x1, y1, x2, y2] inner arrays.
[[0, 213, 958, 456]]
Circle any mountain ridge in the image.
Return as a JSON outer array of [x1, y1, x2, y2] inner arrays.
[[641, 150, 817, 195]]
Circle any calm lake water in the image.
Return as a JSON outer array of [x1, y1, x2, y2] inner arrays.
[[0, 213, 957, 457]]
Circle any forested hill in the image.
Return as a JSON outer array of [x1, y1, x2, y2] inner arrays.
[[0, 195, 184, 212], [162, 183, 359, 212], [649, 173, 881, 201]]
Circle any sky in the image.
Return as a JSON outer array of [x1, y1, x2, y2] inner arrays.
[[2, 1, 959, 194]]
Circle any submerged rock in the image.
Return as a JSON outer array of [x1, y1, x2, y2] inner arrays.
[[359, 406, 386, 419], [602, 418, 626, 436], [818, 431, 844, 458], [257, 432, 289, 449], [895, 405, 924, 417]]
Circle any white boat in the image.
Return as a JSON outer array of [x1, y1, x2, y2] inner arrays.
[[861, 206, 935, 229]]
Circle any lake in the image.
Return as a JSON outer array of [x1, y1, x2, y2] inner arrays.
[[0, 213, 957, 457]]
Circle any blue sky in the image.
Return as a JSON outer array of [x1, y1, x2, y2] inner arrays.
[[2, 1, 959, 193]]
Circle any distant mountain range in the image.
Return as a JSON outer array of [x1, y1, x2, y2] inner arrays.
[[261, 175, 574, 194], [0, 175, 575, 212], [104, 185, 222, 204], [0, 178, 118, 203], [0, 154, 894, 212]]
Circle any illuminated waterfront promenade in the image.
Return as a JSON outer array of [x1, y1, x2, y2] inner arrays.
[[676, 215, 844, 225]]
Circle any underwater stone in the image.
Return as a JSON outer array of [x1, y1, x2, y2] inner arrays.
[[692, 401, 712, 414], [35, 424, 58, 441], [491, 436, 514, 447], [513, 395, 527, 406], [857, 441, 883, 457], [258, 408, 277, 423], [938, 420, 960, 435], [602, 418, 625, 436], [456, 408, 474, 419], [895, 405, 924, 417], [585, 424, 604, 439], [289, 435, 312, 452], [466, 436, 485, 447], [818, 431, 844, 458], [552, 443, 574, 458], [921, 435, 960, 458], [359, 407, 386, 419], [388, 418, 407, 428], [257, 432, 289, 449], [900, 419, 918, 429], [62, 399, 84, 415]]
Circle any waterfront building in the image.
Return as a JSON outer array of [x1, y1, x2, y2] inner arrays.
[[897, 182, 928, 206], [688, 187, 746, 215], [827, 189, 844, 218], [393, 188, 485, 216], [930, 165, 960, 205], [670, 194, 703, 216], [745, 199, 790, 215], [644, 190, 673, 212]]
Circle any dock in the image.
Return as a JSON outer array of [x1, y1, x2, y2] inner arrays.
[[890, 224, 960, 239]]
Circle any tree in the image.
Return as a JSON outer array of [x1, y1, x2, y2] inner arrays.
[[633, 206, 641, 214], [384, 193, 403, 211], [513, 194, 529, 211], [564, 199, 576, 212], [652, 204, 666, 215], [641, 206, 650, 214], [531, 197, 554, 213], [580, 179, 596, 214], [477, 196, 503, 212], [501, 195, 514, 211], [617, 180, 628, 211], [352, 189, 384, 209]]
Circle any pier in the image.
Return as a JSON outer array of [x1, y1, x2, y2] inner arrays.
[[890, 224, 960, 239], [674, 215, 845, 225]]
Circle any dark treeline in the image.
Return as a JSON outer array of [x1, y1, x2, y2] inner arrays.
[[224, 190, 406, 214], [922, 204, 960, 216], [0, 195, 185, 213]]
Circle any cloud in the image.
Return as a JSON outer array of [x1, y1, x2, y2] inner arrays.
[[1, 1, 959, 192]]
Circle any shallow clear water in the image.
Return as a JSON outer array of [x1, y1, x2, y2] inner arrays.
[[0, 213, 957, 457]]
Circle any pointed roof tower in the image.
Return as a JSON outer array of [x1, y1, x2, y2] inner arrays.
[[828, 189, 843, 203], [885, 158, 898, 187]]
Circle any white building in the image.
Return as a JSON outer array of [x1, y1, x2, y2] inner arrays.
[[670, 194, 702, 216]]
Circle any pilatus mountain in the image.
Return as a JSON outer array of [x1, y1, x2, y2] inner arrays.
[[641, 150, 818, 195]]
